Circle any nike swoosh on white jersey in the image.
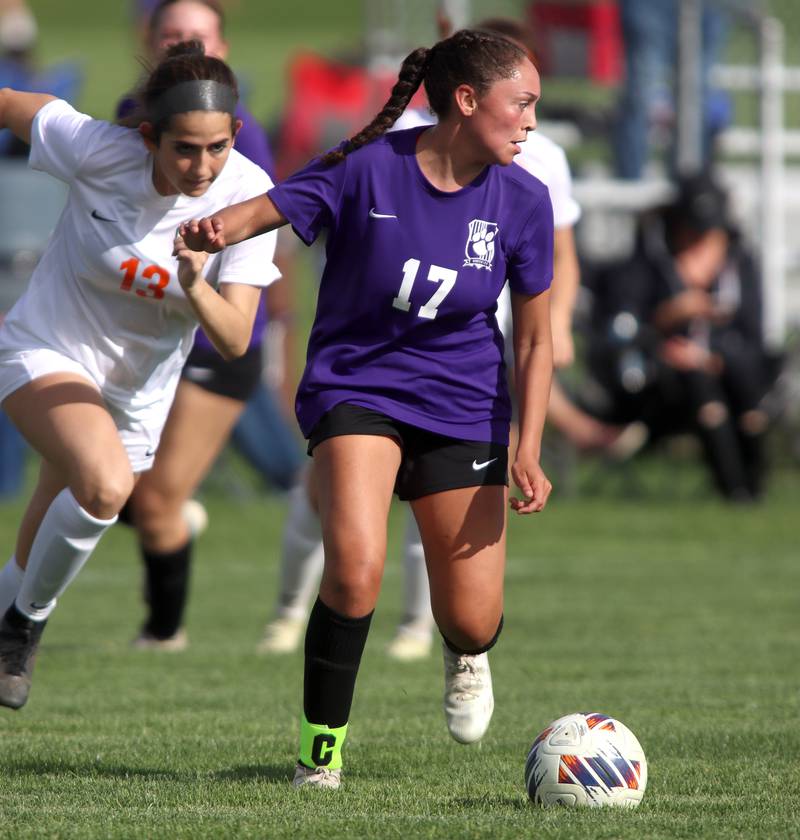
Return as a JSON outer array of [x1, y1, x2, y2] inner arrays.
[[369, 208, 398, 219], [472, 458, 498, 471], [91, 209, 118, 223]]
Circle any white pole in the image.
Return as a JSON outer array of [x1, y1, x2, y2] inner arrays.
[[759, 16, 786, 350], [676, 0, 704, 174]]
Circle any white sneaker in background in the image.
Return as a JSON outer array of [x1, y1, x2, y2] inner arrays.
[[386, 622, 433, 661], [442, 643, 494, 744], [132, 627, 189, 652], [256, 615, 305, 654], [182, 499, 209, 538]]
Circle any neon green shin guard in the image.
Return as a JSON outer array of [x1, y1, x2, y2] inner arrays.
[[299, 715, 349, 770]]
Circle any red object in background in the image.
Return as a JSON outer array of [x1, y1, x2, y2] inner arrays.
[[528, 0, 622, 85], [274, 52, 427, 178]]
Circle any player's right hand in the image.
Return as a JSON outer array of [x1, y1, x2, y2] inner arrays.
[[176, 217, 226, 254]]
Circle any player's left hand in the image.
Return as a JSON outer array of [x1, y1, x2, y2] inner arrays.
[[173, 232, 208, 292], [510, 457, 552, 514]]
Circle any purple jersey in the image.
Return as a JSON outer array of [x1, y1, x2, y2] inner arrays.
[[269, 127, 553, 444]]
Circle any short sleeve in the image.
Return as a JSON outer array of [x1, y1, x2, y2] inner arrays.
[[514, 135, 580, 230], [506, 192, 554, 296], [214, 167, 281, 288], [545, 144, 581, 229], [267, 153, 348, 245], [29, 99, 113, 184]]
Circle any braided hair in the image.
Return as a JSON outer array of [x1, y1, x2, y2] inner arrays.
[[321, 28, 528, 166]]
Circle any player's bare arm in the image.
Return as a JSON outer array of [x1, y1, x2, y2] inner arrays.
[[550, 226, 580, 368], [173, 233, 261, 360], [510, 287, 553, 514], [0, 88, 56, 144], [179, 193, 288, 253]]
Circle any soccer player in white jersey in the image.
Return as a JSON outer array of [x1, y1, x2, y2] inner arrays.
[[181, 28, 554, 789], [0, 40, 279, 710]]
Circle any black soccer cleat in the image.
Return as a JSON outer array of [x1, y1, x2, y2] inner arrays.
[[0, 605, 47, 710]]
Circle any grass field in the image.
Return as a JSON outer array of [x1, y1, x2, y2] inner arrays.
[[4, 2, 799, 837], [0, 463, 798, 839]]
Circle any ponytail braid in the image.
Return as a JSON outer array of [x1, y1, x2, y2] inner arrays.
[[321, 47, 429, 166]]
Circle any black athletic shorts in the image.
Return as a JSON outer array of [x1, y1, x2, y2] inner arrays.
[[307, 402, 508, 501], [180, 344, 262, 402]]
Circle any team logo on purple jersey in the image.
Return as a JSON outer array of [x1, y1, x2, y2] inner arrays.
[[464, 219, 499, 271]]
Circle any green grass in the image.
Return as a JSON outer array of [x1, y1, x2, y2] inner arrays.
[[6, 3, 800, 835], [0, 465, 798, 838]]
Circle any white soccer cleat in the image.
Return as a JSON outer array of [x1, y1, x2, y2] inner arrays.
[[256, 616, 305, 654], [292, 763, 341, 790], [386, 623, 433, 661], [442, 643, 494, 744]]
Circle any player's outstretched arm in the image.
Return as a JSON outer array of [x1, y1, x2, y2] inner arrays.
[[178, 194, 288, 254], [0, 88, 56, 144]]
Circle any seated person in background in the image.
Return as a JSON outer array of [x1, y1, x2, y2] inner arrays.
[[586, 171, 777, 502]]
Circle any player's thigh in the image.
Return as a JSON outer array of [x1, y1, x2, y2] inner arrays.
[[2, 373, 132, 505], [411, 484, 507, 629], [312, 434, 401, 610], [136, 379, 245, 506]]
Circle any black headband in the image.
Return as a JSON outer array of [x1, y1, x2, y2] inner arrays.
[[150, 79, 237, 124]]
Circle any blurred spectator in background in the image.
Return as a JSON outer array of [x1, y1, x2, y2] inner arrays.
[[0, 0, 82, 157], [612, 0, 731, 179], [117, 0, 301, 651], [0, 1, 81, 499], [586, 172, 778, 501]]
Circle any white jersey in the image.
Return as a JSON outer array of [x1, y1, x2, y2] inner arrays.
[[392, 107, 580, 229], [0, 99, 279, 423]]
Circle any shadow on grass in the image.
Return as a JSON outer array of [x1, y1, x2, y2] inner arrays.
[[213, 764, 293, 783], [0, 758, 187, 780], [1, 759, 292, 785], [453, 795, 529, 811]]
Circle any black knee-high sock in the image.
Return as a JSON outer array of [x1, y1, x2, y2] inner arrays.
[[141, 541, 192, 639], [443, 615, 504, 656], [303, 597, 373, 728]]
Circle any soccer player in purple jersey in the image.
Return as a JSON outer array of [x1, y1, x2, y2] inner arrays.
[[181, 28, 554, 789]]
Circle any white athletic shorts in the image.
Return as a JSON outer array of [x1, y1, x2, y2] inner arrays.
[[0, 347, 166, 473]]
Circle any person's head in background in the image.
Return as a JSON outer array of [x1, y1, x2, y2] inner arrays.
[[147, 0, 228, 61], [663, 172, 732, 289], [0, 0, 37, 66]]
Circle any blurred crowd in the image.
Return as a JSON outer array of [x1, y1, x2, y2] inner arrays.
[[0, 0, 789, 505]]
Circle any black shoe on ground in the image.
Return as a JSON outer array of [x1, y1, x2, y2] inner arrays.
[[0, 605, 47, 710]]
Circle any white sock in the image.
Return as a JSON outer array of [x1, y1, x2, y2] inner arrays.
[[16, 488, 117, 621], [400, 512, 434, 634], [275, 482, 324, 621], [0, 556, 24, 616]]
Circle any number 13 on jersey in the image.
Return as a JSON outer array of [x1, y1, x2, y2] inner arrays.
[[119, 257, 171, 300], [392, 258, 457, 320]]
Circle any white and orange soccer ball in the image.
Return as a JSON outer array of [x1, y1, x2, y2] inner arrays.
[[525, 712, 647, 808]]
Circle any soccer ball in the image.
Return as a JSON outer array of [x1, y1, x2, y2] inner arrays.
[[525, 712, 647, 807]]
